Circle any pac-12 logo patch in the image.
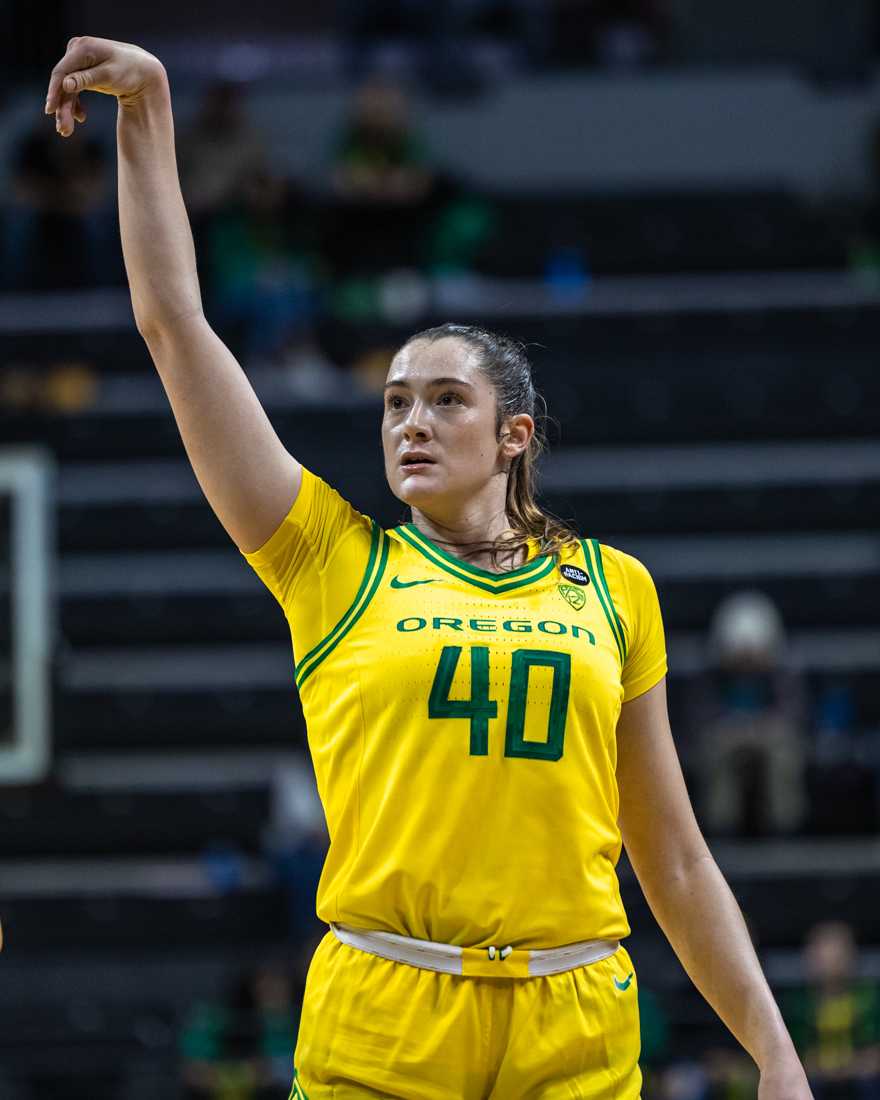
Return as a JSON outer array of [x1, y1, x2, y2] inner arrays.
[[558, 584, 586, 611], [560, 564, 590, 586]]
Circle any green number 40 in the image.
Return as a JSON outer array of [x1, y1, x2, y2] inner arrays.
[[428, 645, 571, 761]]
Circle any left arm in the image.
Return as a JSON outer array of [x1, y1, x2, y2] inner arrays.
[[616, 677, 812, 1099]]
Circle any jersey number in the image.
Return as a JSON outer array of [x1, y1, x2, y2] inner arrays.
[[428, 646, 571, 761]]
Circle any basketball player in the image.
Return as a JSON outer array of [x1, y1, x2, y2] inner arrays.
[[46, 38, 814, 1099]]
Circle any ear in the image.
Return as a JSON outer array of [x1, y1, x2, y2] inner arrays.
[[500, 413, 534, 460]]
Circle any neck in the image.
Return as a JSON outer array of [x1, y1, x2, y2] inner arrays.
[[409, 480, 527, 572]]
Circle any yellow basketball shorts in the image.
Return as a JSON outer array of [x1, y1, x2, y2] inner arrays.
[[290, 930, 642, 1099]]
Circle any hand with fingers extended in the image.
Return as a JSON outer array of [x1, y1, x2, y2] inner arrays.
[[45, 36, 167, 137]]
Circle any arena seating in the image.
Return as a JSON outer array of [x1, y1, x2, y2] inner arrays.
[[1, 189, 878, 1097]]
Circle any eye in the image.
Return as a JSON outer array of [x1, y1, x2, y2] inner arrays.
[[386, 394, 406, 410], [437, 391, 464, 406]]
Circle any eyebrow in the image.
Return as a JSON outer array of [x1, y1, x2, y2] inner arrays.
[[383, 376, 475, 392]]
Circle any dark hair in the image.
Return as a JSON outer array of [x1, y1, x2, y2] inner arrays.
[[400, 322, 580, 569]]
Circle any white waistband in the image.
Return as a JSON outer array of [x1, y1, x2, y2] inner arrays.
[[330, 922, 619, 979]]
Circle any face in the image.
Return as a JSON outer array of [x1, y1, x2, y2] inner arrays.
[[806, 923, 855, 984], [382, 337, 532, 521], [357, 80, 407, 133]]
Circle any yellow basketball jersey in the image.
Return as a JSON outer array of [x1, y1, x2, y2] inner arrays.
[[244, 468, 667, 950]]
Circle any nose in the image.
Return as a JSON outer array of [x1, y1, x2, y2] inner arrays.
[[402, 399, 431, 442]]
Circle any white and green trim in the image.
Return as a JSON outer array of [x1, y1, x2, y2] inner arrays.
[[394, 524, 555, 595], [581, 539, 627, 665], [294, 522, 390, 690]]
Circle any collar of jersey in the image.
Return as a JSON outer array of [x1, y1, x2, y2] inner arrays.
[[394, 523, 556, 594]]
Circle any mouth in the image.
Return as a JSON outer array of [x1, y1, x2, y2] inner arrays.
[[400, 454, 436, 473]]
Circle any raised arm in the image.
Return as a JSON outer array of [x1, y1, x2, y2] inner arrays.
[[46, 37, 300, 552], [616, 678, 813, 1100]]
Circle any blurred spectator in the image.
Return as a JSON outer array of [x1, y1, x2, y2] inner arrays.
[[178, 81, 330, 373], [205, 167, 321, 368], [784, 922, 880, 1099], [689, 590, 808, 837], [1, 124, 120, 290], [331, 78, 432, 206], [177, 80, 269, 223], [326, 77, 496, 285], [326, 78, 439, 276], [180, 962, 301, 1100]]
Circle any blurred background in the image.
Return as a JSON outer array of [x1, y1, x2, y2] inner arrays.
[[1, 1, 880, 1098]]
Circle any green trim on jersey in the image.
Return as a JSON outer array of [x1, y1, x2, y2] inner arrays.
[[289, 1068, 310, 1100], [589, 539, 627, 661], [395, 524, 555, 594], [400, 523, 549, 582], [581, 540, 626, 665], [294, 522, 390, 690]]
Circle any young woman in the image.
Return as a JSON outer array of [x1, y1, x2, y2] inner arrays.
[[46, 38, 814, 1099]]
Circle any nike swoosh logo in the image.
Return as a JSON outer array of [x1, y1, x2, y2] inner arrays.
[[390, 576, 437, 589], [613, 972, 634, 992]]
